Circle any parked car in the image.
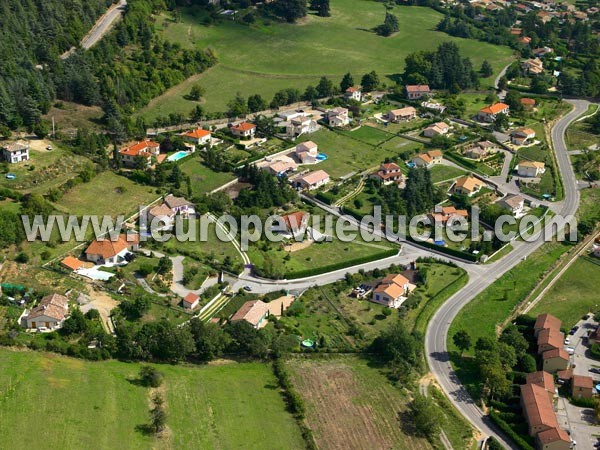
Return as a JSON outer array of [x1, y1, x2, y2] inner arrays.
[[243, 285, 252, 292], [566, 346, 575, 355], [565, 337, 571, 345]]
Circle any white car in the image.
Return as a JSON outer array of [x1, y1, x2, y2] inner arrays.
[[564, 337, 571, 345], [566, 346, 575, 355]]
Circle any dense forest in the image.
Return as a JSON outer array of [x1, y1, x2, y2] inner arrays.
[[0, 0, 114, 130], [0, 0, 216, 135], [403, 42, 479, 91]]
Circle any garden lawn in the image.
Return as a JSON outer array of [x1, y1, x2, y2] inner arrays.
[[298, 128, 422, 178], [429, 164, 467, 183], [0, 349, 304, 450], [139, 3, 513, 118], [178, 154, 237, 194], [55, 171, 158, 217], [529, 256, 600, 329]]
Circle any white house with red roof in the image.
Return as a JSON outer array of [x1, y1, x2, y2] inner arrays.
[[370, 162, 405, 185], [477, 103, 510, 122], [344, 87, 362, 102], [182, 128, 211, 146], [230, 122, 256, 139], [296, 170, 330, 190], [371, 274, 415, 308], [118, 140, 160, 168], [85, 234, 140, 265], [182, 293, 200, 310]]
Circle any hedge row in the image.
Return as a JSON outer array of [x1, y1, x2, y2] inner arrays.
[[272, 359, 317, 450], [443, 151, 479, 172], [406, 235, 479, 262], [284, 248, 398, 279], [315, 191, 336, 205], [488, 410, 535, 450]]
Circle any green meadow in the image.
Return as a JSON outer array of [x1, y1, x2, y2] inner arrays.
[[138, 2, 514, 120]]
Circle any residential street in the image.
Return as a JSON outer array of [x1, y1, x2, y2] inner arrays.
[[424, 99, 593, 449]]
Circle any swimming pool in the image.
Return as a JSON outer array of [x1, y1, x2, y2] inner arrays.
[[167, 151, 190, 162], [316, 153, 327, 161]]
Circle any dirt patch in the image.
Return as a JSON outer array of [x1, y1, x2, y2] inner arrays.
[[287, 358, 432, 450], [283, 240, 314, 252], [80, 288, 118, 333]]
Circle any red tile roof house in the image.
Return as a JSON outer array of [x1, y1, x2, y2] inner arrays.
[[571, 374, 594, 399], [296, 170, 330, 190], [182, 293, 200, 310], [429, 206, 468, 225], [118, 140, 160, 168], [344, 86, 362, 102], [230, 122, 256, 139], [534, 313, 562, 338], [60, 256, 85, 272], [526, 371, 556, 403], [537, 328, 564, 354], [511, 127, 536, 145], [386, 106, 417, 122], [423, 122, 450, 138], [85, 234, 140, 266], [405, 84, 430, 100], [275, 211, 309, 239], [536, 427, 571, 450], [327, 107, 350, 127], [411, 150, 443, 168], [542, 348, 570, 373], [520, 382, 560, 436], [24, 293, 69, 331], [371, 274, 415, 308], [182, 128, 211, 146], [231, 300, 270, 329], [295, 141, 319, 164], [477, 102, 510, 123], [370, 162, 405, 186]]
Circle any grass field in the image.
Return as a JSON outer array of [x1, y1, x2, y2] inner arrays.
[[448, 241, 572, 393], [248, 230, 398, 278], [297, 127, 422, 178], [286, 356, 474, 450], [178, 155, 236, 195], [566, 104, 599, 151], [54, 171, 158, 217], [429, 164, 467, 183], [529, 256, 600, 328], [138, 2, 513, 120], [449, 241, 571, 356], [0, 349, 304, 450]]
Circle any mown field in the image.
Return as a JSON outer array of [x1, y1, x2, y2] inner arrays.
[[138, 2, 514, 120], [286, 356, 474, 450], [0, 349, 304, 450]]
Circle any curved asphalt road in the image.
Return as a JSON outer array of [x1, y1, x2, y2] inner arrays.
[[425, 99, 591, 448]]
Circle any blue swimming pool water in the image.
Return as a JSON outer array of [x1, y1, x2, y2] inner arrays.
[[316, 153, 327, 161], [406, 162, 416, 168], [167, 151, 190, 162]]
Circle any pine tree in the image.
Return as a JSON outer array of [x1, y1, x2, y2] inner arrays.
[[340, 73, 354, 92]]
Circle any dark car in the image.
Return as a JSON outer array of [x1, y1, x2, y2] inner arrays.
[[243, 285, 252, 292]]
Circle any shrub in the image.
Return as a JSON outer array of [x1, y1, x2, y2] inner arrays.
[[139, 365, 164, 388]]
